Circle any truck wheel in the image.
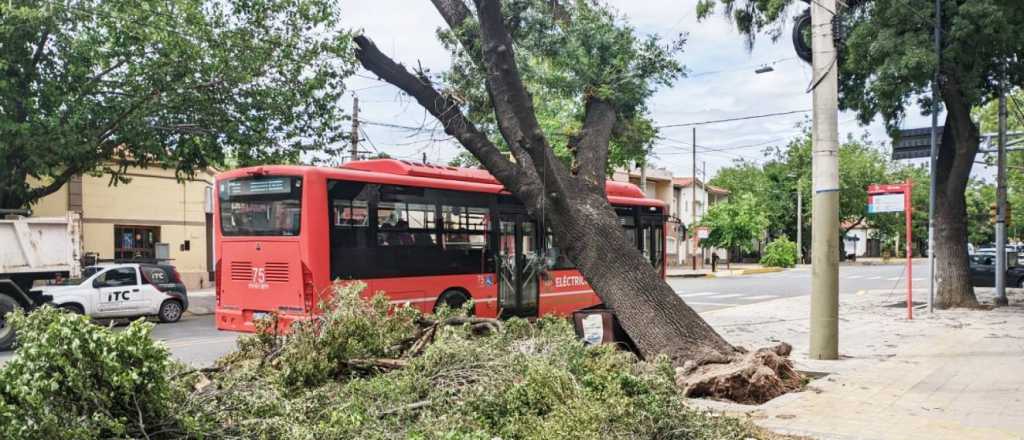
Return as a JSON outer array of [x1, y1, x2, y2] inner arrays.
[[0, 295, 24, 351], [158, 299, 183, 323], [58, 304, 84, 315]]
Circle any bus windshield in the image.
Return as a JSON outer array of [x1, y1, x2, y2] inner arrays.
[[219, 176, 303, 236]]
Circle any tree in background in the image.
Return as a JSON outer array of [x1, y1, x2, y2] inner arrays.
[[355, 0, 800, 398], [699, 193, 769, 266], [974, 88, 1024, 242], [965, 179, 997, 246], [697, 0, 1024, 308], [0, 0, 354, 209], [710, 127, 889, 256]]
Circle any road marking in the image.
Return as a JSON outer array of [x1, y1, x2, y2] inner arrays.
[[684, 301, 733, 306], [744, 295, 779, 301], [846, 275, 864, 279], [912, 277, 924, 281], [708, 293, 743, 299], [678, 291, 724, 298], [866, 276, 883, 280]]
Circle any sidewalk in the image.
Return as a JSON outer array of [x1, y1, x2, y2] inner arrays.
[[667, 263, 785, 278], [691, 286, 1024, 440]]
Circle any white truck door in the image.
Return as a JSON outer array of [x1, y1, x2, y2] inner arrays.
[[93, 267, 144, 317]]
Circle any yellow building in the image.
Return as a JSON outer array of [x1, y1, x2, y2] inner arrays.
[[33, 167, 217, 290]]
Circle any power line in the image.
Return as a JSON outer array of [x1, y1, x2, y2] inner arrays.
[[656, 109, 811, 129]]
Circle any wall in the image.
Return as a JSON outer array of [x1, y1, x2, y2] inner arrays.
[[32, 167, 216, 290]]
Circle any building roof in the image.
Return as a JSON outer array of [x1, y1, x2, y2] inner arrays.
[[672, 177, 730, 195]]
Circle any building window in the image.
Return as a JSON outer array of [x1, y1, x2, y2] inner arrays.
[[114, 225, 160, 260]]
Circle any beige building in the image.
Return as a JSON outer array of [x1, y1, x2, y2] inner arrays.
[[33, 167, 217, 290]]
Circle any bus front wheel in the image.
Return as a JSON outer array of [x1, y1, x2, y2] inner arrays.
[[434, 289, 474, 316]]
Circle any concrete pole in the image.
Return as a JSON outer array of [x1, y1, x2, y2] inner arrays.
[[995, 82, 1009, 306], [809, 0, 840, 360], [927, 0, 941, 313], [350, 95, 360, 163], [797, 180, 803, 264], [692, 128, 698, 270]]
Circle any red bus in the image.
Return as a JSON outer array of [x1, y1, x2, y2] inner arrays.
[[214, 159, 666, 332]]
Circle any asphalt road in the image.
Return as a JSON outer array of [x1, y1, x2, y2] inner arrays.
[[670, 262, 930, 313], [1, 262, 928, 367]]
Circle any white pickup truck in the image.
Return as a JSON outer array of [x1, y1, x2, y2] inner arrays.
[[0, 212, 82, 350]]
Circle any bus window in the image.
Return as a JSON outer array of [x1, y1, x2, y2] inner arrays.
[[378, 202, 437, 246], [543, 230, 575, 270], [442, 206, 489, 249], [219, 176, 302, 236]]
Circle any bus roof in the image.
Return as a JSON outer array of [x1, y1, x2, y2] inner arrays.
[[217, 160, 666, 208]]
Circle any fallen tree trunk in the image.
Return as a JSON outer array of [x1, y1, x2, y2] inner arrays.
[[351, 0, 800, 403]]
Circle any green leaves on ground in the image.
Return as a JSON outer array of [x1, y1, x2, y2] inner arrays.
[[0, 307, 173, 439], [0, 0, 355, 209], [0, 283, 767, 439]]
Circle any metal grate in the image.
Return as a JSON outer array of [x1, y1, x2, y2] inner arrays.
[[265, 262, 289, 282], [230, 261, 252, 281]]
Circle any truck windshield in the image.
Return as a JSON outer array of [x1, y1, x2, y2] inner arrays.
[[219, 176, 303, 236]]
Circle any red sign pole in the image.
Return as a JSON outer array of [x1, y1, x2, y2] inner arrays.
[[905, 180, 913, 320]]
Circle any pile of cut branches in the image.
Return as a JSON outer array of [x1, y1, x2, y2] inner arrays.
[[0, 282, 778, 439]]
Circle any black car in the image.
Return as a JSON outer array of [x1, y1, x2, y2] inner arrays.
[[968, 254, 1024, 288]]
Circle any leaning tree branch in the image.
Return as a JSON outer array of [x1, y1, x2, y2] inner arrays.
[[430, 0, 472, 31], [572, 97, 617, 191], [472, 0, 573, 194], [353, 35, 538, 201], [427, 0, 541, 181]]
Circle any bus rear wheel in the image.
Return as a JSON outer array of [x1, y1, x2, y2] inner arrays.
[[434, 290, 474, 315]]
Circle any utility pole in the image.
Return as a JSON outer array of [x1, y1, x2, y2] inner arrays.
[[809, 0, 840, 360], [797, 179, 803, 264], [350, 95, 360, 163], [995, 80, 1009, 306], [927, 0, 941, 313], [692, 127, 698, 271]]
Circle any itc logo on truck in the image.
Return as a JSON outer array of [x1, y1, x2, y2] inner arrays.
[[249, 267, 269, 290]]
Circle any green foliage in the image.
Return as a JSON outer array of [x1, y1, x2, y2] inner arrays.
[[182, 283, 761, 439], [699, 193, 769, 253], [698, 0, 1024, 134], [710, 126, 891, 244], [439, 0, 684, 172], [0, 307, 174, 439], [965, 179, 997, 246], [0, 0, 355, 208], [271, 282, 421, 388], [761, 236, 797, 268]]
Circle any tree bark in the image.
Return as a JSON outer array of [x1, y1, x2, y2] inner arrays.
[[933, 83, 980, 308], [354, 0, 755, 369]]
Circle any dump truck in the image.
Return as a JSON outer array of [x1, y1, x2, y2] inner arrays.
[[0, 210, 82, 350]]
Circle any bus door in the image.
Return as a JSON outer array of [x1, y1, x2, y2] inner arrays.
[[497, 213, 539, 318]]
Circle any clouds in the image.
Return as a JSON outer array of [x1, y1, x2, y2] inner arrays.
[[340, 0, 942, 179]]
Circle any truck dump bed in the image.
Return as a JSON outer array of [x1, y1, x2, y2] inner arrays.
[[0, 213, 81, 278]]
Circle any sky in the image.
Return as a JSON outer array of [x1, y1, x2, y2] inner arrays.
[[337, 0, 947, 181]]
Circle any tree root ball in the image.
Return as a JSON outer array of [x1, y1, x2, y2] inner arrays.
[[675, 343, 803, 404]]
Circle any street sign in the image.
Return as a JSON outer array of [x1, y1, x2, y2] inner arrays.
[[868, 193, 905, 213], [867, 181, 914, 320], [892, 126, 943, 160], [697, 227, 710, 239]]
